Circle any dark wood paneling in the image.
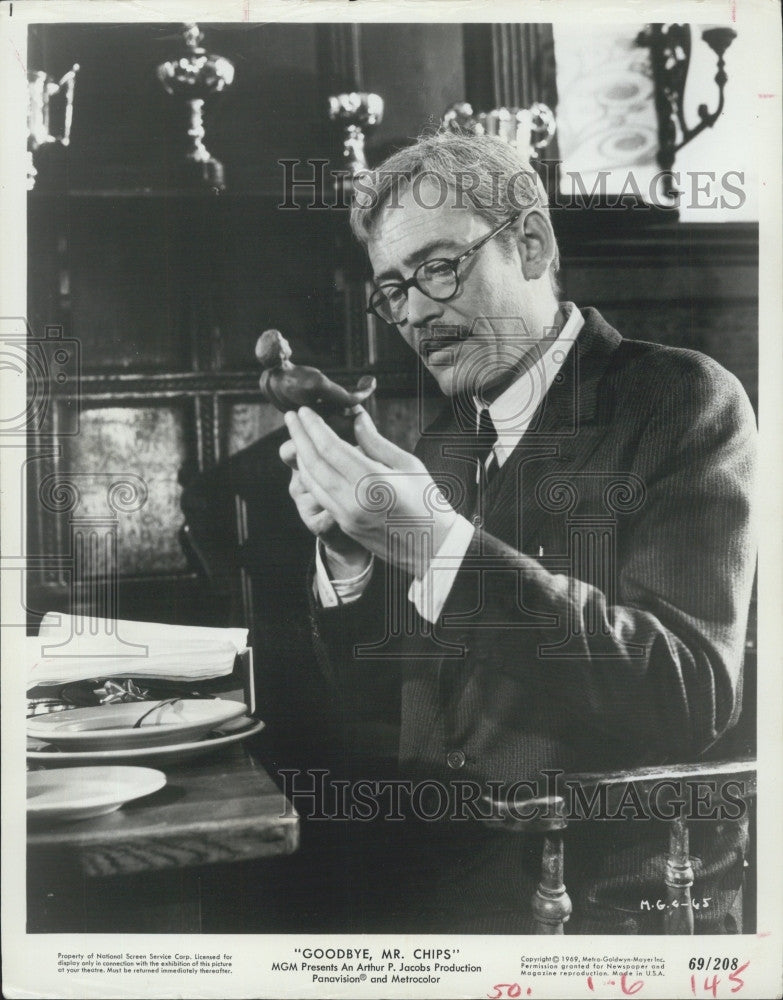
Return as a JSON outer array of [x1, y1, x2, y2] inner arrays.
[[29, 22, 329, 194], [317, 23, 363, 93], [209, 203, 346, 371], [360, 23, 466, 160], [63, 200, 191, 372], [207, 24, 328, 193], [29, 195, 371, 376], [562, 263, 757, 303], [588, 301, 758, 411], [464, 24, 558, 111], [26, 574, 217, 634], [558, 223, 758, 411]]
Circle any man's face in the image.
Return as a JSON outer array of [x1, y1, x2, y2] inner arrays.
[[367, 179, 546, 400]]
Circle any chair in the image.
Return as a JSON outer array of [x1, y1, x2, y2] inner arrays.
[[484, 757, 756, 934], [484, 609, 757, 934], [180, 427, 311, 632]]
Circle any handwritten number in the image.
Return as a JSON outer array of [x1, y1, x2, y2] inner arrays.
[[728, 961, 750, 993], [703, 975, 720, 998], [621, 976, 645, 995]]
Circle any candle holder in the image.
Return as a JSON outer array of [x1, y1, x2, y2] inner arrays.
[[156, 23, 235, 191], [27, 64, 79, 190], [328, 91, 384, 181], [442, 101, 557, 159]]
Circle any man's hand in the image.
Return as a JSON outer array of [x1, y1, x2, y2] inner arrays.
[[283, 406, 458, 579], [279, 436, 371, 579]]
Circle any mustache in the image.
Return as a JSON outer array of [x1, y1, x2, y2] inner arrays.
[[419, 326, 471, 356]]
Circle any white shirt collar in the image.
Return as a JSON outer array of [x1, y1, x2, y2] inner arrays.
[[473, 304, 584, 467]]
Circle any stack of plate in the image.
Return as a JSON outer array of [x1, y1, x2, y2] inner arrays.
[[27, 698, 265, 767]]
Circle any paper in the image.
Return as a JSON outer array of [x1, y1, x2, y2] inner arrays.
[[27, 614, 247, 684], [1, 3, 781, 1000]]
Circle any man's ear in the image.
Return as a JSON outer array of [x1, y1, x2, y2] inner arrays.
[[515, 210, 556, 280]]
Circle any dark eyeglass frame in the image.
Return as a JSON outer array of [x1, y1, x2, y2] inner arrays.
[[366, 212, 522, 324]]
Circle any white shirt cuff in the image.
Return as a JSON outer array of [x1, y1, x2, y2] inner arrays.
[[408, 515, 475, 624], [314, 539, 374, 608]]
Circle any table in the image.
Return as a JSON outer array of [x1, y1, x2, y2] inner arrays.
[[27, 743, 299, 932]]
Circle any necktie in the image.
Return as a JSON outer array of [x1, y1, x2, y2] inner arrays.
[[474, 407, 498, 486]]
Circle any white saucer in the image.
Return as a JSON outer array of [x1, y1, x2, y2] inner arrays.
[[27, 716, 265, 766], [27, 699, 246, 751], [27, 766, 166, 823]]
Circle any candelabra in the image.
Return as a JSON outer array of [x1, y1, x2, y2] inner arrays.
[[442, 101, 557, 159]]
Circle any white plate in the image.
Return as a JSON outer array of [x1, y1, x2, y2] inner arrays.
[[27, 716, 265, 766], [27, 699, 246, 751], [27, 766, 166, 823]]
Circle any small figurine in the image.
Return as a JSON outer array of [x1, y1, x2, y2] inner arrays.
[[255, 329, 376, 416]]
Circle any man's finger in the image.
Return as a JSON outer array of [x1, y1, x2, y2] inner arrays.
[[295, 407, 376, 481], [354, 408, 420, 472], [279, 438, 298, 469], [289, 453, 338, 515], [288, 469, 306, 499], [284, 411, 346, 508], [296, 459, 345, 522]]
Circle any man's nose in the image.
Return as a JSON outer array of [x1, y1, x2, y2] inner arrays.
[[406, 286, 444, 329]]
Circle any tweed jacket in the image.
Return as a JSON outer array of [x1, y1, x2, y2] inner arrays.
[[301, 307, 757, 933]]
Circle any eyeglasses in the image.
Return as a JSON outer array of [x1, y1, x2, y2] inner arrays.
[[366, 212, 521, 325]]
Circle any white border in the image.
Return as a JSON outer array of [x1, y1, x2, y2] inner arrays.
[[2, 2, 781, 998]]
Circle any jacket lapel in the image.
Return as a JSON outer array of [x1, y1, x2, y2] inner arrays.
[[419, 309, 624, 544], [418, 400, 485, 520], [483, 309, 623, 550]]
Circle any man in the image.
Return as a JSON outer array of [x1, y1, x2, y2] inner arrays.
[[272, 131, 758, 933]]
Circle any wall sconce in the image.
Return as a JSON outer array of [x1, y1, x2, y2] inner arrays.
[[442, 101, 557, 160], [637, 24, 736, 198], [157, 23, 235, 191]]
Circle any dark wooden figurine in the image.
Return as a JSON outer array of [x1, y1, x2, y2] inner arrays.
[[255, 329, 376, 415]]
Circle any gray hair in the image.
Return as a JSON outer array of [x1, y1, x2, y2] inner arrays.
[[349, 130, 560, 278]]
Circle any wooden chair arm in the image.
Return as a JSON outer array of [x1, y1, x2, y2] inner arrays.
[[480, 795, 572, 933], [562, 758, 757, 815], [479, 794, 567, 834], [563, 758, 756, 935], [479, 759, 756, 935]]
